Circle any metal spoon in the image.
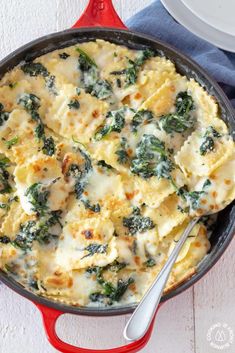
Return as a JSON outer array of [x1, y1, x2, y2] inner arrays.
[[123, 216, 200, 342]]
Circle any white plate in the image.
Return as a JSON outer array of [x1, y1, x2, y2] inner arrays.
[[181, 0, 235, 36], [161, 0, 235, 53]]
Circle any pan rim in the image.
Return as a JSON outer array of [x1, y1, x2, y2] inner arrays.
[[0, 26, 234, 316]]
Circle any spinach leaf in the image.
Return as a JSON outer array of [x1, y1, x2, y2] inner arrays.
[[97, 160, 113, 170], [94, 108, 125, 140], [81, 198, 100, 213], [130, 134, 174, 179], [45, 75, 57, 95], [42, 136, 55, 156], [115, 137, 129, 164], [131, 109, 154, 133], [76, 47, 97, 68], [59, 52, 70, 59], [110, 49, 155, 86], [4, 136, 19, 149], [159, 92, 195, 133], [17, 93, 55, 156], [18, 93, 41, 112], [0, 195, 18, 211], [123, 207, 155, 235], [90, 79, 112, 100], [0, 103, 10, 126], [66, 148, 96, 211], [177, 180, 211, 211], [0, 235, 11, 244], [199, 126, 221, 156], [82, 243, 108, 259], [144, 258, 156, 267], [21, 62, 49, 77], [9, 82, 17, 89], [12, 211, 62, 250], [68, 99, 80, 110], [88, 265, 134, 304], [0, 156, 12, 194], [25, 182, 50, 216], [77, 47, 113, 100]]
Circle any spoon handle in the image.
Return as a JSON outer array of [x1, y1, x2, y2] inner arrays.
[[123, 217, 200, 342]]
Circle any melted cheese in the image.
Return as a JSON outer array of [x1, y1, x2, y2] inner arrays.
[[0, 39, 234, 308]]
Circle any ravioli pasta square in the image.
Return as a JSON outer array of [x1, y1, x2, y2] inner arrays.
[[175, 129, 234, 176], [144, 194, 189, 238], [14, 154, 69, 215], [45, 84, 108, 143], [140, 76, 187, 116], [55, 217, 117, 270], [131, 168, 186, 209]]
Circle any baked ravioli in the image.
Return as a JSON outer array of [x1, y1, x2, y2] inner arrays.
[[0, 40, 234, 307]]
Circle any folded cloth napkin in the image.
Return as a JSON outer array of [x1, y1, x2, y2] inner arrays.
[[127, 0, 235, 108]]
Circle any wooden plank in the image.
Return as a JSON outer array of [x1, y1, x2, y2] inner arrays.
[[194, 239, 235, 353], [125, 289, 195, 353], [0, 0, 57, 59]]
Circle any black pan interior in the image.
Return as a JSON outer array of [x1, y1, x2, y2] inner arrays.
[[0, 28, 234, 316]]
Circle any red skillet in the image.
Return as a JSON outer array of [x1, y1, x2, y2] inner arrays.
[[0, 1, 234, 352]]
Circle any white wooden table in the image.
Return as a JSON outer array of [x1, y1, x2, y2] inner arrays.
[[0, 1, 234, 352]]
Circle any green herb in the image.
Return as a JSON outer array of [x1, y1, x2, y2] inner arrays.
[[76, 47, 97, 68], [177, 185, 208, 211], [97, 160, 113, 170], [17, 93, 41, 112], [45, 75, 57, 95], [95, 108, 125, 140], [25, 183, 50, 216], [0, 103, 10, 126], [68, 99, 80, 110], [17, 93, 55, 156], [4, 136, 19, 149], [0, 195, 18, 211], [88, 266, 134, 304], [76, 48, 113, 100], [0, 235, 11, 244], [59, 52, 70, 59], [67, 148, 93, 208], [42, 136, 55, 156], [130, 134, 174, 180], [131, 109, 154, 133], [177, 205, 190, 213], [108, 261, 126, 272], [123, 207, 155, 235], [115, 137, 129, 164], [110, 49, 155, 86], [82, 243, 108, 259], [0, 155, 12, 194], [199, 126, 221, 156], [12, 211, 62, 250], [116, 78, 121, 88], [21, 62, 49, 77], [76, 88, 81, 96], [202, 179, 212, 189], [29, 279, 39, 290], [81, 198, 100, 213], [144, 258, 156, 267], [4, 263, 18, 275], [159, 92, 194, 133], [90, 79, 112, 100], [9, 82, 17, 89]]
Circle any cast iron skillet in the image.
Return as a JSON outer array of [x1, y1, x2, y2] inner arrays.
[[0, 1, 234, 352]]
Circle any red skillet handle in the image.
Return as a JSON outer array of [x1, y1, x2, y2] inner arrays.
[[36, 303, 161, 353], [72, 0, 127, 29]]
